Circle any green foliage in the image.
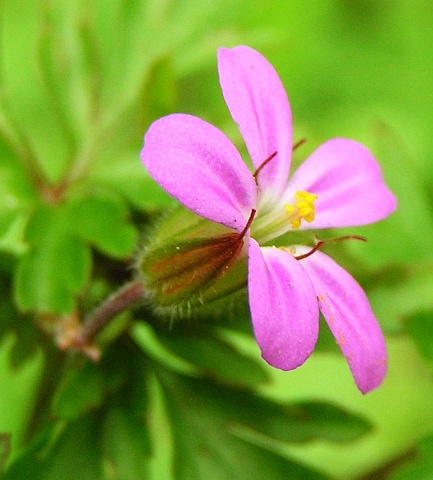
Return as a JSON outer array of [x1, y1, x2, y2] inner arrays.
[[2, 1, 433, 479], [157, 370, 331, 480], [404, 311, 433, 364], [390, 435, 433, 480], [0, 434, 11, 477], [3, 336, 370, 479], [15, 204, 92, 314]]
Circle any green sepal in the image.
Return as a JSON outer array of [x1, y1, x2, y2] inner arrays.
[[138, 207, 248, 312]]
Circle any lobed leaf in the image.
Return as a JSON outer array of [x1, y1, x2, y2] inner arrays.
[[14, 205, 91, 314], [157, 368, 325, 480], [156, 329, 269, 387], [65, 194, 137, 258]]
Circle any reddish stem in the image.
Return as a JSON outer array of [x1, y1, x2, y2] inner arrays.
[[74, 280, 145, 353]]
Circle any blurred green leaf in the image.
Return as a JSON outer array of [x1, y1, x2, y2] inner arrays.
[[102, 406, 151, 480], [368, 267, 433, 333], [1, 0, 73, 184], [404, 311, 433, 364], [155, 366, 368, 479], [390, 434, 433, 480], [13, 192, 136, 314], [52, 361, 105, 421], [86, 151, 175, 210], [5, 405, 152, 480], [1, 257, 43, 369], [38, 1, 100, 144], [66, 194, 137, 258], [0, 433, 11, 476], [139, 55, 177, 127], [0, 291, 42, 368], [41, 414, 104, 480], [0, 152, 35, 254], [4, 341, 153, 479], [2, 425, 50, 480], [156, 329, 269, 387], [14, 205, 91, 314], [160, 367, 370, 445]]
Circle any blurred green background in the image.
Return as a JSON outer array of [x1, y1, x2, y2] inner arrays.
[[2, 1, 433, 479]]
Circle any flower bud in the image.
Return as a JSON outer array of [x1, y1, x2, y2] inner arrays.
[[137, 207, 248, 314]]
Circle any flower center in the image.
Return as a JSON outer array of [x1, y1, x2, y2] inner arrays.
[[284, 190, 318, 229]]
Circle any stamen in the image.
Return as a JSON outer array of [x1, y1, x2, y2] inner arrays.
[[285, 190, 318, 229], [293, 241, 325, 260], [292, 138, 307, 152], [253, 151, 278, 182], [239, 209, 256, 239], [294, 235, 367, 261]]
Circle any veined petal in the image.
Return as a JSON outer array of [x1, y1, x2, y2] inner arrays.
[[247, 239, 319, 370], [218, 46, 292, 201], [299, 249, 387, 394], [285, 138, 397, 229], [141, 113, 257, 232]]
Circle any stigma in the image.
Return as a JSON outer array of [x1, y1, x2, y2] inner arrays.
[[285, 190, 318, 229]]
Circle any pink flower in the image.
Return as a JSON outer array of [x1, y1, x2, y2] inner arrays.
[[141, 46, 397, 393]]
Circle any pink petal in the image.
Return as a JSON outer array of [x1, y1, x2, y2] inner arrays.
[[141, 113, 257, 232], [247, 239, 319, 370], [286, 138, 397, 228], [299, 249, 387, 393], [218, 46, 293, 201]]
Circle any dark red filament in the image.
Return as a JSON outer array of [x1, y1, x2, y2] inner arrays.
[[239, 209, 256, 239], [253, 151, 278, 182], [253, 139, 306, 184], [295, 235, 367, 261], [292, 137, 307, 152]]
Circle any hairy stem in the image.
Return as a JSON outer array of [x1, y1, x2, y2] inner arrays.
[[76, 280, 145, 353]]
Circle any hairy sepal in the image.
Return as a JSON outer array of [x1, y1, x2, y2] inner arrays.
[[138, 208, 248, 315]]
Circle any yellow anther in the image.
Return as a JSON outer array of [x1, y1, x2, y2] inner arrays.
[[284, 190, 318, 229]]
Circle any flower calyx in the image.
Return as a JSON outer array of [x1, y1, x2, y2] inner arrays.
[[138, 208, 255, 312]]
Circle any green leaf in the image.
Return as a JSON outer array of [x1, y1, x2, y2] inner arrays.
[[66, 194, 137, 258], [14, 204, 91, 314], [367, 267, 433, 333], [163, 367, 369, 445], [0, 433, 11, 476], [390, 434, 433, 480], [38, 1, 101, 143], [1, 0, 73, 184], [1, 257, 43, 368], [139, 55, 177, 125], [2, 425, 49, 480], [102, 406, 152, 480], [0, 151, 35, 254], [86, 151, 175, 210], [42, 414, 104, 480], [404, 311, 433, 363], [4, 341, 153, 479], [0, 333, 44, 471], [156, 329, 269, 387], [155, 367, 342, 480], [52, 361, 105, 421]]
